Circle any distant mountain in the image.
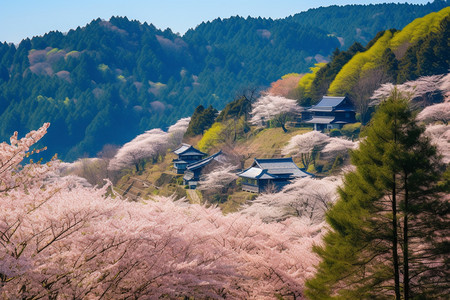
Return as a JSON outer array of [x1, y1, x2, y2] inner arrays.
[[0, 1, 447, 160]]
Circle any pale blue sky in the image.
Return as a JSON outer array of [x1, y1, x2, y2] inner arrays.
[[0, 0, 431, 44]]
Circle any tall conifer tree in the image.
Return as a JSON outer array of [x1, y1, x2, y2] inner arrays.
[[306, 89, 449, 299]]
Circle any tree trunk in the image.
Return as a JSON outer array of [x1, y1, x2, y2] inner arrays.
[[403, 173, 410, 300], [392, 104, 401, 300], [392, 174, 401, 300]]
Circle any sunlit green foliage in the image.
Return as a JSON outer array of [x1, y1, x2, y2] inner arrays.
[[196, 122, 225, 153], [397, 15, 450, 82], [287, 1, 449, 48], [295, 63, 326, 105], [328, 6, 450, 96], [308, 43, 365, 102], [389, 7, 450, 50], [328, 30, 394, 96]]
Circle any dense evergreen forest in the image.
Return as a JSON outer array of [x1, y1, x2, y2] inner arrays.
[[293, 6, 449, 125], [0, 1, 447, 160], [287, 0, 449, 48]]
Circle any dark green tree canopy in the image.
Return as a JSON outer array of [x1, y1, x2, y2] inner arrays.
[[185, 105, 218, 137], [216, 95, 252, 122], [306, 90, 449, 299]]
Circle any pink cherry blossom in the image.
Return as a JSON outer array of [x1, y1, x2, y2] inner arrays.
[[250, 94, 302, 127], [1, 124, 323, 299]]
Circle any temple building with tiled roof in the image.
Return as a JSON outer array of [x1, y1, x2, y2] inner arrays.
[[172, 144, 207, 174], [303, 96, 356, 131], [183, 151, 222, 189], [238, 157, 311, 193]]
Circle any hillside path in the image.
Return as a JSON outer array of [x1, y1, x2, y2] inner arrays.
[[187, 189, 201, 204]]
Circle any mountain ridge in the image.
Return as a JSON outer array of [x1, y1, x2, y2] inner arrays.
[[0, 1, 447, 160]]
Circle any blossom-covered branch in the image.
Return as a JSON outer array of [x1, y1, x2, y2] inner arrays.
[[1, 124, 323, 299], [198, 164, 238, 191], [250, 94, 302, 132], [241, 176, 343, 223], [108, 117, 190, 172]]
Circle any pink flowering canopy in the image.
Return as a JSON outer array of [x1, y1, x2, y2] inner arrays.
[[250, 94, 302, 127], [1, 124, 322, 299]]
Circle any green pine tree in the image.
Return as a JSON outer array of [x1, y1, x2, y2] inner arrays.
[[305, 89, 449, 299], [185, 105, 218, 137]]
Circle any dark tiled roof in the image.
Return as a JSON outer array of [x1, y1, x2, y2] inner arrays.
[[172, 159, 188, 164], [173, 144, 206, 156], [183, 171, 195, 181], [186, 151, 222, 170], [238, 158, 310, 180], [305, 116, 336, 124], [179, 150, 206, 156], [308, 96, 354, 112], [237, 167, 278, 179], [314, 96, 346, 107]]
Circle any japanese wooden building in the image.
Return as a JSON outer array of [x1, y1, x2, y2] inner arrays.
[[238, 158, 311, 193], [172, 144, 207, 174], [183, 151, 222, 189], [303, 96, 356, 131]]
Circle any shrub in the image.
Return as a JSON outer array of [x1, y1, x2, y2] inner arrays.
[[341, 122, 361, 139]]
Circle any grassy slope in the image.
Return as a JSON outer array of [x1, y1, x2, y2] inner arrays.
[[242, 127, 311, 167]]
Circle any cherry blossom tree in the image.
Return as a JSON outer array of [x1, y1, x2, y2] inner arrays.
[[371, 74, 448, 106], [109, 117, 191, 172], [321, 137, 359, 160], [241, 176, 342, 224], [1, 124, 324, 299], [440, 72, 450, 101], [167, 116, 191, 146], [0, 122, 50, 193], [198, 164, 238, 191], [59, 157, 108, 186], [417, 101, 450, 125], [424, 124, 450, 164], [250, 94, 302, 132], [440, 72, 450, 91], [108, 128, 169, 172], [282, 131, 330, 168]]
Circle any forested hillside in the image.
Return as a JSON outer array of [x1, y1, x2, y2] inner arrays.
[[0, 17, 338, 160], [0, 1, 447, 160], [287, 0, 449, 48], [292, 7, 449, 123]]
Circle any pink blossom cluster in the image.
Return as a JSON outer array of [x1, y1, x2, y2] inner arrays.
[[283, 131, 358, 164], [282, 131, 329, 156], [198, 164, 238, 190], [0, 123, 50, 192], [424, 124, 450, 164], [417, 102, 450, 125], [250, 94, 302, 127], [108, 117, 190, 171], [370, 73, 449, 104], [241, 176, 342, 224], [1, 125, 322, 299], [108, 128, 170, 171]]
